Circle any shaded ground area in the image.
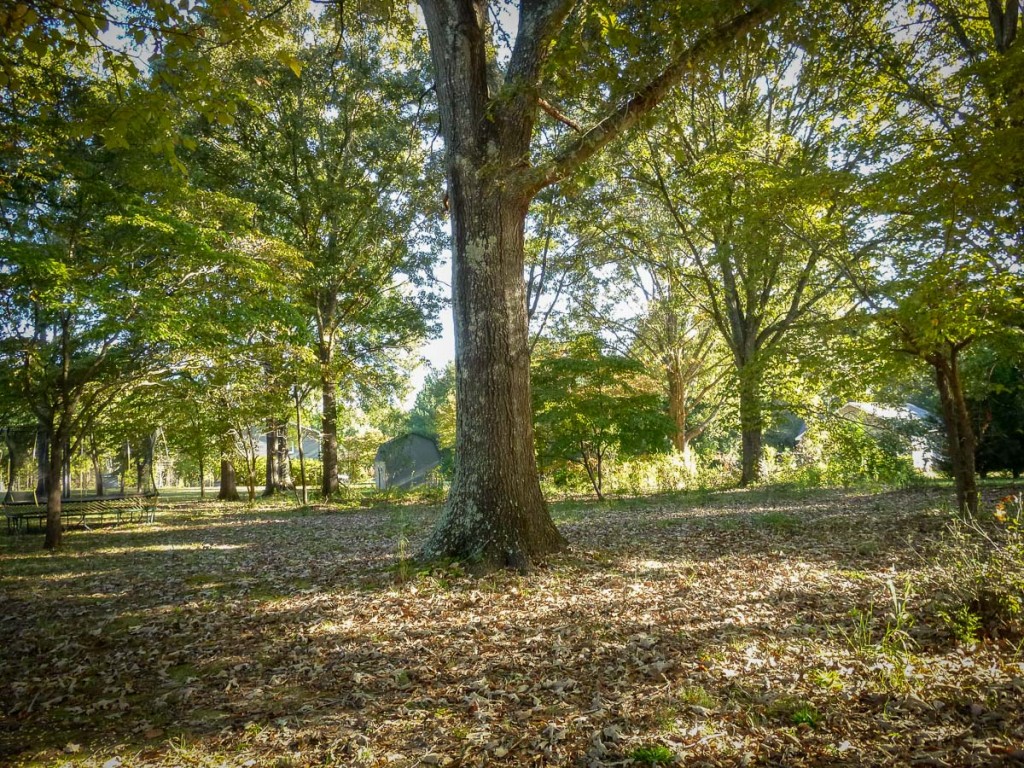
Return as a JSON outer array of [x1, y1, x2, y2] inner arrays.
[[1, 485, 1022, 767]]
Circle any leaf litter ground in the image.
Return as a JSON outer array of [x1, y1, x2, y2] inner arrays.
[[1, 485, 1022, 767]]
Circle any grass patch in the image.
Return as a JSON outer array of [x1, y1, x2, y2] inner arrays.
[[630, 744, 675, 765], [765, 696, 822, 728], [677, 685, 716, 708], [752, 511, 802, 533]]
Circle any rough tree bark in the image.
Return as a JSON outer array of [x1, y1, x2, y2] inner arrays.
[[218, 457, 240, 502], [737, 361, 764, 486], [415, 0, 782, 569]]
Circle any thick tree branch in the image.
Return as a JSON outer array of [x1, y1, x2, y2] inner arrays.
[[520, 0, 788, 196]]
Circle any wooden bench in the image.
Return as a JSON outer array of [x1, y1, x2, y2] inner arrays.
[[3, 494, 158, 534]]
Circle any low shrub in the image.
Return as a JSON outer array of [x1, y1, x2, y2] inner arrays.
[[928, 494, 1024, 641]]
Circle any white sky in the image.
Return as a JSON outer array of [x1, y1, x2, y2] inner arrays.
[[406, 252, 454, 405]]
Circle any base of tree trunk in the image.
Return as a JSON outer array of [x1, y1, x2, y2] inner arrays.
[[262, 482, 295, 497], [419, 483, 566, 573], [739, 427, 763, 487], [218, 459, 241, 502]]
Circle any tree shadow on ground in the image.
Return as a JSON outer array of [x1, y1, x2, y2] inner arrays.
[[1, 485, 1020, 766]]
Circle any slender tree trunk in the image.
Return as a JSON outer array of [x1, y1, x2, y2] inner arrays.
[[34, 426, 48, 500], [667, 361, 689, 454], [276, 425, 293, 490], [149, 448, 158, 496], [580, 443, 605, 501], [3, 445, 13, 503], [199, 454, 205, 500], [43, 428, 64, 550], [91, 450, 103, 497], [62, 439, 71, 499], [5, 429, 30, 503], [135, 449, 145, 493], [666, 359, 699, 473], [321, 373, 339, 498], [120, 442, 129, 495], [218, 457, 240, 502], [933, 352, 978, 516], [295, 389, 308, 505], [738, 362, 763, 486], [263, 420, 278, 496]]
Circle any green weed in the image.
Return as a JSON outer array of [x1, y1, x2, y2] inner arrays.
[[790, 703, 822, 728], [630, 744, 675, 765], [677, 685, 716, 708], [809, 669, 843, 691], [938, 605, 983, 646]]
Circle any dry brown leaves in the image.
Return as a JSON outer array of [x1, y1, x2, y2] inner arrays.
[[1, 486, 1022, 767]]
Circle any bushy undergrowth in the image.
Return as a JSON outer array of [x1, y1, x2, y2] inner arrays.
[[928, 494, 1024, 642], [537, 416, 925, 500], [764, 419, 916, 489]]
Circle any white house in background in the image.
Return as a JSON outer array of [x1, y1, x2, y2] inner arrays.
[[255, 427, 322, 460], [836, 402, 943, 471]]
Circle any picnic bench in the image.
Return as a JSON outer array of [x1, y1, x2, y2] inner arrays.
[[3, 493, 158, 534]]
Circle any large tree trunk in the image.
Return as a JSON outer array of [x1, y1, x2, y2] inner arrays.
[[419, 185, 565, 568], [43, 427, 64, 550], [738, 363, 763, 486], [933, 351, 978, 516], [416, 0, 777, 567], [218, 458, 240, 502], [415, 0, 568, 569], [321, 373, 339, 498]]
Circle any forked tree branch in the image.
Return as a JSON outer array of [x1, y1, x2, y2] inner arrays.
[[520, 0, 789, 196]]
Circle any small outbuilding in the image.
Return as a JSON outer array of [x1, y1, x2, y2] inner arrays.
[[836, 401, 942, 471], [374, 434, 442, 490]]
